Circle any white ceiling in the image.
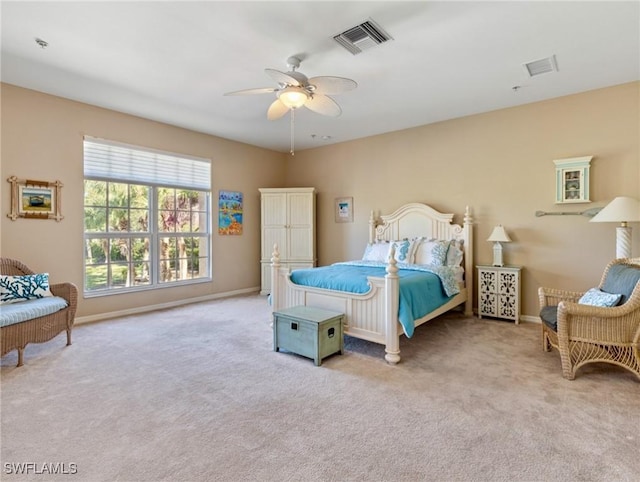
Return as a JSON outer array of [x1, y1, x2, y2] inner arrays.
[[2, 1, 639, 153]]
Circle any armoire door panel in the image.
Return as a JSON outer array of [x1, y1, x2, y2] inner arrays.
[[263, 227, 287, 259], [262, 194, 287, 227], [288, 227, 313, 259], [288, 193, 313, 227]]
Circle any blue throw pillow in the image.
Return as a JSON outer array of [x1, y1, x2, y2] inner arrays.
[[0, 273, 53, 304], [578, 288, 622, 307]]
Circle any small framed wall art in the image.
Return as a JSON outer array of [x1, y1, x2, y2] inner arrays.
[[218, 190, 243, 235], [335, 197, 353, 223], [7, 176, 64, 221], [553, 156, 592, 204]]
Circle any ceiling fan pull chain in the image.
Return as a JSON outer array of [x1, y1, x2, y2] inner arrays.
[[290, 109, 295, 156]]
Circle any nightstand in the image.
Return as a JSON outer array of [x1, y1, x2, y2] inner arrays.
[[477, 265, 522, 324]]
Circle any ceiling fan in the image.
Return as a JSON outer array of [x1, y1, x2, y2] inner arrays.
[[224, 56, 358, 120]]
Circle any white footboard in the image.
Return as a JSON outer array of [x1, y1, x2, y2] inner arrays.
[[270, 245, 402, 363]]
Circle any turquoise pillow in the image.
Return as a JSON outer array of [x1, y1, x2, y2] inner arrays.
[[578, 288, 622, 307], [0, 273, 53, 304]]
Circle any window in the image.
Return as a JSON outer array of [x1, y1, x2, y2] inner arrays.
[[83, 138, 211, 295]]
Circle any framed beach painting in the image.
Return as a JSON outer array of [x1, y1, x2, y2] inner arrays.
[[218, 190, 243, 235], [7, 176, 64, 221]]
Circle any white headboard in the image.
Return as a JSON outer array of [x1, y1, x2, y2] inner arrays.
[[369, 203, 467, 243], [368, 202, 474, 297]]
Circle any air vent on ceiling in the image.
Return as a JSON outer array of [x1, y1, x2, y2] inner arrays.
[[523, 55, 558, 77], [333, 19, 392, 55]]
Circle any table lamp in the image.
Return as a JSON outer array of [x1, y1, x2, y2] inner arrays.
[[590, 196, 640, 258], [487, 225, 511, 267]]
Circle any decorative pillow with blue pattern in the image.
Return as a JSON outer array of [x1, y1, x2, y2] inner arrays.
[[446, 240, 464, 267], [578, 288, 622, 307], [413, 239, 450, 266], [0, 273, 53, 304], [390, 239, 412, 263]]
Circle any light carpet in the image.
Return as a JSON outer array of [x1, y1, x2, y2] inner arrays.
[[1, 294, 639, 482]]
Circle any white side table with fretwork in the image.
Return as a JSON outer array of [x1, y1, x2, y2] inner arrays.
[[477, 265, 522, 324]]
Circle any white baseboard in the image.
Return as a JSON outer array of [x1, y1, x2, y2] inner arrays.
[[519, 314, 541, 324], [75, 286, 261, 325], [473, 309, 541, 324]]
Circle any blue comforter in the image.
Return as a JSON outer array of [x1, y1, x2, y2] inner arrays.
[[289, 260, 460, 337]]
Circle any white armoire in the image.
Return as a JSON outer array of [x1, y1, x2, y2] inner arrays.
[[259, 187, 316, 295]]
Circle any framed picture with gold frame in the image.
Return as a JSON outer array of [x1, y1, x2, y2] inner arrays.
[[7, 176, 64, 221]]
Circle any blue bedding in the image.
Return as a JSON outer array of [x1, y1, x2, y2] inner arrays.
[[289, 260, 460, 338]]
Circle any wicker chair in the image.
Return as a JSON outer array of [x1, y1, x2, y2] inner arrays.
[[1, 258, 78, 367], [538, 258, 640, 380]]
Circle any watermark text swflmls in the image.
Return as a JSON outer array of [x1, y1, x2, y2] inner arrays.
[[4, 462, 78, 475]]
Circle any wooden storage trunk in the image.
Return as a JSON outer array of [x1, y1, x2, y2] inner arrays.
[[273, 306, 344, 366]]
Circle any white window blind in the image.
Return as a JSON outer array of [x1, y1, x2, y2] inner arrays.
[[84, 137, 211, 190]]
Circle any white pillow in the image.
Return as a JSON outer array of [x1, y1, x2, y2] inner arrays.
[[413, 239, 450, 266], [578, 288, 622, 307], [0, 273, 53, 304], [362, 242, 390, 262], [407, 237, 426, 264], [446, 240, 464, 266]]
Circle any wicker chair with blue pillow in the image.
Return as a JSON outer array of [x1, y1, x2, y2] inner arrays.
[[1, 258, 78, 367], [538, 258, 640, 380]]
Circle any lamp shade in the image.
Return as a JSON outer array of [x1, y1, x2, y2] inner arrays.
[[487, 225, 511, 243], [589, 196, 640, 223]]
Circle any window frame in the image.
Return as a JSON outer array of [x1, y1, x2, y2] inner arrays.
[[83, 139, 212, 297]]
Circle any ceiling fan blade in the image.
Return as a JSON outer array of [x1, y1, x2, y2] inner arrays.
[[305, 94, 341, 117], [224, 87, 277, 96], [308, 76, 357, 95], [265, 68, 300, 86], [267, 99, 290, 120]]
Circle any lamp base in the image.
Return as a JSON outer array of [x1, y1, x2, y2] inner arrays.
[[615, 226, 632, 259], [492, 242, 504, 267]]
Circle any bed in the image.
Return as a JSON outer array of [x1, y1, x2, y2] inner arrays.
[[269, 202, 474, 364]]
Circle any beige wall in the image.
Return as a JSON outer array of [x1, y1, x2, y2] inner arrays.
[[1, 83, 286, 318], [2, 82, 639, 320], [285, 82, 640, 318]]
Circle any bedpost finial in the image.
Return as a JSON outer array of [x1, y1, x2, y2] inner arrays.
[[271, 243, 280, 265], [369, 210, 377, 244], [386, 245, 399, 275], [464, 206, 473, 224]]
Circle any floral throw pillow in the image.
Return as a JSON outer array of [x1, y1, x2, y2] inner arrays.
[[578, 288, 622, 307], [0, 273, 53, 304]]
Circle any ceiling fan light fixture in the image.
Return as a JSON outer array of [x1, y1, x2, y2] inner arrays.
[[278, 86, 309, 109]]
